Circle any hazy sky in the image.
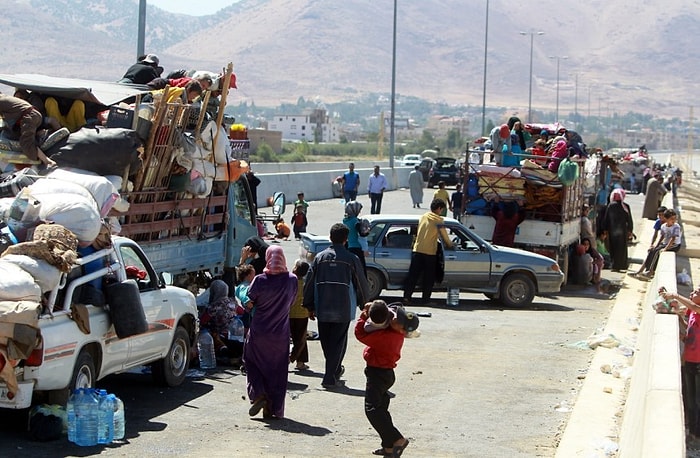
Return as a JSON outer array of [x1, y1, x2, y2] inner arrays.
[[148, 0, 240, 16]]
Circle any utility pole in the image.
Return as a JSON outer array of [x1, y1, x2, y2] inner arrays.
[[481, 0, 489, 136]]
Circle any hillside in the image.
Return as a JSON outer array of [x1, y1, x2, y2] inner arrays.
[[2, 0, 699, 119]]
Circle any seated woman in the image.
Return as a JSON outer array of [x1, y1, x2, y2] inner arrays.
[[200, 280, 245, 364]]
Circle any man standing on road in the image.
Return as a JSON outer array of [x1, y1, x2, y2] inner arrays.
[[367, 165, 388, 214], [303, 223, 370, 388], [403, 199, 452, 305], [408, 165, 424, 208], [342, 163, 360, 202]]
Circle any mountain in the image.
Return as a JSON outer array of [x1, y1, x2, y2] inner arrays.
[[2, 0, 699, 119]]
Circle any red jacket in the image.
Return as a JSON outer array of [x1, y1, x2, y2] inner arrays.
[[355, 314, 404, 369]]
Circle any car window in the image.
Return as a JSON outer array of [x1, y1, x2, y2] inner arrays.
[[367, 222, 385, 246], [383, 224, 416, 249], [444, 225, 480, 251], [120, 245, 156, 291]]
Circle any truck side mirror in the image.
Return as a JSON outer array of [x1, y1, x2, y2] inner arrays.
[[272, 192, 286, 216]]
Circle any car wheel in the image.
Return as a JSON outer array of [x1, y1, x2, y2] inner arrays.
[[366, 269, 384, 301], [498, 273, 535, 307], [152, 326, 190, 387], [70, 349, 96, 392]]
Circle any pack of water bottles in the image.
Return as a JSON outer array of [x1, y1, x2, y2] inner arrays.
[[66, 388, 125, 446]]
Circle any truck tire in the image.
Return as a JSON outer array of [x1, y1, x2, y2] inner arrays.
[[558, 246, 570, 285], [366, 268, 384, 301], [70, 349, 96, 392], [152, 326, 190, 387], [498, 273, 535, 307]]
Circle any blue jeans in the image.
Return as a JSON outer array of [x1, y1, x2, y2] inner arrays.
[[344, 190, 358, 202]]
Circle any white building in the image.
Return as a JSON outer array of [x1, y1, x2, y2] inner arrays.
[[268, 109, 339, 143]]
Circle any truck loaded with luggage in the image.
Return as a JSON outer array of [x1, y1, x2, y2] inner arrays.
[[0, 63, 263, 407]]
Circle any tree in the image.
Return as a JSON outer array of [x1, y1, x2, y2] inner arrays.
[[256, 143, 278, 162]]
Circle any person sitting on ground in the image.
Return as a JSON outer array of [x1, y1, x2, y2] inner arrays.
[[200, 279, 245, 364], [274, 217, 291, 240], [118, 54, 163, 85]]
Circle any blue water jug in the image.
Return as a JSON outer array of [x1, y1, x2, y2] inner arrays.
[[75, 388, 99, 446], [97, 390, 115, 444]]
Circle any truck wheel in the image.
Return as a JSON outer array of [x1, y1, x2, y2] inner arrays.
[[498, 273, 535, 307], [70, 349, 96, 392], [152, 326, 190, 387], [366, 269, 384, 301]]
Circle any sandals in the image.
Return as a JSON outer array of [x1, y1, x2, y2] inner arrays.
[[372, 438, 409, 457], [391, 439, 409, 457], [295, 363, 310, 370], [248, 397, 266, 416]]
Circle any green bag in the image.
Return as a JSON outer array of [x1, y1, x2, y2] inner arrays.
[[557, 158, 579, 186]]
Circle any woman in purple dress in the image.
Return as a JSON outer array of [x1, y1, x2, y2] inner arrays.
[[245, 245, 298, 419]]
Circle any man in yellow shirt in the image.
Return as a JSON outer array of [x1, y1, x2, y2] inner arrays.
[[403, 199, 453, 305]]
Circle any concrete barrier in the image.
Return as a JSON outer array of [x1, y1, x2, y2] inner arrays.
[[253, 162, 415, 208], [618, 251, 684, 458], [556, 192, 685, 457]]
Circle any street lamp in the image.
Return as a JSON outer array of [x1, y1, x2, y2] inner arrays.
[[519, 31, 544, 123], [389, 0, 397, 169], [481, 0, 489, 136], [549, 55, 568, 122]]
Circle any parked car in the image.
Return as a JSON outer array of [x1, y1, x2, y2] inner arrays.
[[400, 154, 422, 167], [426, 157, 460, 188], [300, 215, 565, 307]]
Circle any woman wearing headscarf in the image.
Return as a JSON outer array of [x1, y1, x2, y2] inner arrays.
[[601, 188, 633, 271], [343, 200, 368, 276], [641, 172, 667, 220], [200, 280, 245, 361], [245, 245, 298, 419]]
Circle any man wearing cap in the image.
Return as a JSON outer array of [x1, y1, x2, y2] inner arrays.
[[118, 54, 163, 85], [303, 223, 369, 389], [488, 124, 512, 166]]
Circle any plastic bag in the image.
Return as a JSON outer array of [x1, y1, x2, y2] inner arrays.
[[28, 404, 66, 441], [557, 158, 579, 186], [678, 269, 691, 286]]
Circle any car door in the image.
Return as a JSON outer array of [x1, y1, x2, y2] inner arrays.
[[372, 223, 416, 287], [118, 244, 172, 365], [441, 223, 492, 287]]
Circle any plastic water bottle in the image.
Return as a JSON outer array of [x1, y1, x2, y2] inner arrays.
[[66, 388, 80, 443], [228, 317, 245, 342], [197, 328, 216, 370], [113, 395, 125, 441], [447, 287, 460, 307], [97, 390, 115, 444], [75, 388, 99, 446]]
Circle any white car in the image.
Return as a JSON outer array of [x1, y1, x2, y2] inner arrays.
[[400, 154, 422, 167], [0, 237, 199, 409]]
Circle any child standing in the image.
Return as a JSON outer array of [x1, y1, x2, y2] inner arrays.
[[289, 260, 311, 370], [355, 300, 417, 457], [450, 183, 464, 220], [294, 192, 309, 213], [291, 204, 308, 240], [433, 181, 450, 217]]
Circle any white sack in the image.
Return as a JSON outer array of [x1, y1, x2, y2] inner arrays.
[[0, 261, 41, 302], [0, 255, 61, 294]]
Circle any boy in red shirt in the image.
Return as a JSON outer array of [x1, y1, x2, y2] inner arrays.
[[355, 300, 418, 457]]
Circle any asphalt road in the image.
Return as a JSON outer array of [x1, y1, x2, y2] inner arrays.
[[0, 186, 646, 457]]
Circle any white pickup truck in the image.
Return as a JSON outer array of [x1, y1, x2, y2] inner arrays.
[[0, 236, 199, 409]]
